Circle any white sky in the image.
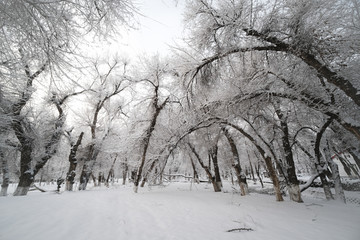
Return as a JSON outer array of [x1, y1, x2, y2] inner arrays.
[[100, 0, 185, 60]]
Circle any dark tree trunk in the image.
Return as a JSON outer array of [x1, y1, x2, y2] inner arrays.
[[133, 88, 168, 193], [333, 149, 359, 177], [208, 144, 222, 191], [105, 155, 117, 187], [140, 160, 157, 187], [66, 132, 84, 191], [79, 162, 92, 191], [13, 136, 34, 196], [254, 162, 264, 188], [275, 109, 303, 203], [78, 143, 100, 190], [314, 117, 335, 200], [188, 143, 221, 192], [348, 149, 360, 170], [223, 122, 283, 201], [0, 150, 9, 196], [189, 156, 200, 183], [122, 158, 128, 185]]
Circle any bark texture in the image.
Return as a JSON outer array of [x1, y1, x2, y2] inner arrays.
[[66, 132, 84, 191]]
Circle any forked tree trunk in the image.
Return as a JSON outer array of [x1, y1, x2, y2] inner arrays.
[[223, 122, 283, 201], [13, 92, 67, 196], [66, 132, 84, 191], [188, 143, 221, 192]]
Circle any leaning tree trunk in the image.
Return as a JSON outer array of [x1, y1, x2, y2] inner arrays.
[[189, 155, 200, 184], [222, 127, 248, 195], [105, 155, 117, 187], [133, 92, 168, 193], [78, 143, 100, 190], [348, 149, 360, 170], [140, 160, 157, 188], [66, 132, 84, 191], [223, 121, 283, 201], [188, 143, 221, 192], [314, 117, 335, 200]]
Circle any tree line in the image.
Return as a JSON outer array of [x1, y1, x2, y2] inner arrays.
[[0, 0, 359, 203]]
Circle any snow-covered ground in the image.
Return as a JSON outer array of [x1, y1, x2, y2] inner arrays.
[[1, 181, 359, 240]]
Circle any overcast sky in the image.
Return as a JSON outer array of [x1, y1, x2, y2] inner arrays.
[[101, 0, 185, 60]]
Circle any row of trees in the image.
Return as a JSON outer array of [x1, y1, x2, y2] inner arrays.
[[0, 0, 359, 204]]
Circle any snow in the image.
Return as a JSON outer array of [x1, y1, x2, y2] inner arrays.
[[1, 182, 360, 240]]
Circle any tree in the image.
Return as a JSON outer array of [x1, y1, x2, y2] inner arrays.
[[183, 0, 360, 141], [0, 0, 136, 196], [78, 59, 130, 191], [132, 59, 171, 193]]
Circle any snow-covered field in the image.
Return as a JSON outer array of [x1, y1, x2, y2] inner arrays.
[[1, 181, 360, 240]]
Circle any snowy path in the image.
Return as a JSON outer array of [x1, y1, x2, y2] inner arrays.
[[1, 183, 359, 240]]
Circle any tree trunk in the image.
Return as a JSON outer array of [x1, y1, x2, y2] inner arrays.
[[348, 149, 360, 170], [189, 156, 200, 184], [188, 143, 221, 192], [328, 157, 346, 203], [209, 144, 222, 191], [13, 140, 34, 196], [264, 156, 283, 201], [254, 162, 264, 188], [104, 155, 117, 187], [222, 127, 248, 195], [314, 117, 334, 200], [122, 158, 128, 185], [78, 143, 100, 190], [78, 162, 91, 191], [223, 122, 283, 201], [333, 150, 359, 177], [275, 109, 303, 203], [0, 151, 9, 196], [66, 132, 84, 191], [134, 93, 168, 193], [140, 160, 157, 187], [326, 145, 346, 203]]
